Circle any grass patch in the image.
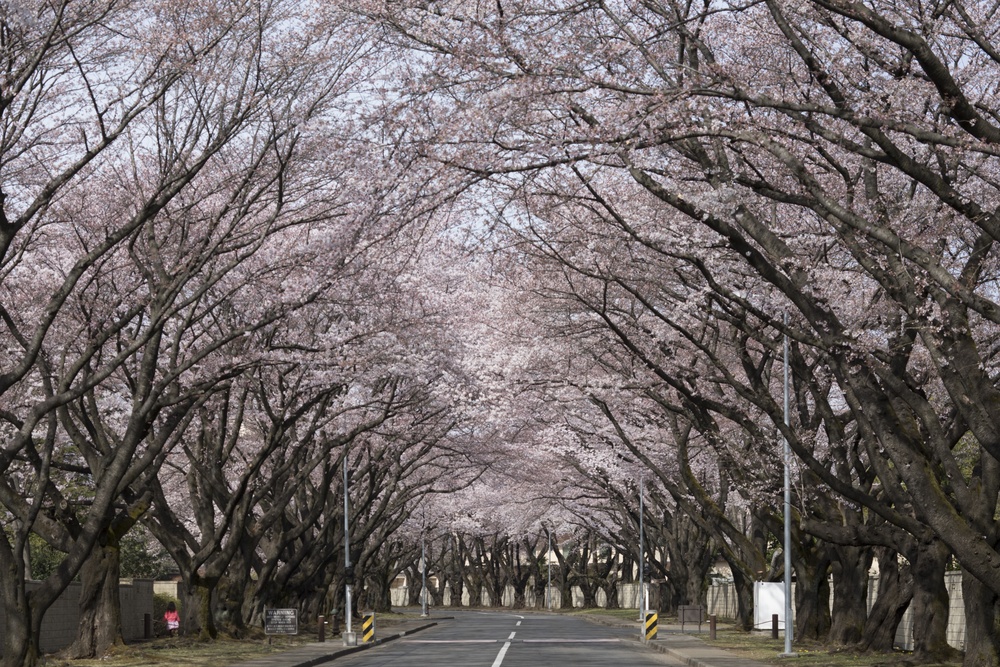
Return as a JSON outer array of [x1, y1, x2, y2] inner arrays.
[[702, 628, 956, 667], [43, 612, 426, 667], [45, 634, 316, 667], [570, 608, 641, 620]]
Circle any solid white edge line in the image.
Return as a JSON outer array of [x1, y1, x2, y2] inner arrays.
[[522, 638, 622, 643], [402, 640, 498, 643]]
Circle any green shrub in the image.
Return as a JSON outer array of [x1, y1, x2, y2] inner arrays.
[[153, 592, 181, 636]]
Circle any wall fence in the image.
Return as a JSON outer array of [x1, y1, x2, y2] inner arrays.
[[0, 579, 154, 656]]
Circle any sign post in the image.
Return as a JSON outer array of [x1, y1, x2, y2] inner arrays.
[[264, 609, 299, 636]]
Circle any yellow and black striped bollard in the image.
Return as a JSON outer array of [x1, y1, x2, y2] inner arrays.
[[644, 611, 658, 641], [362, 613, 375, 643]]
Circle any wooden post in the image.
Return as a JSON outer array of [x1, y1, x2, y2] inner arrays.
[[771, 613, 779, 639], [709, 614, 717, 640], [318, 615, 326, 642]]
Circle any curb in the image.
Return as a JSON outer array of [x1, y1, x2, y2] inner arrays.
[[643, 640, 713, 667], [578, 614, 728, 667], [241, 621, 440, 667], [327, 621, 439, 661]]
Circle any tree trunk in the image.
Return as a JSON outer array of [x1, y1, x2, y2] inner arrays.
[[429, 578, 445, 606], [1, 586, 36, 667], [533, 573, 548, 610], [216, 567, 250, 637], [908, 540, 960, 663], [64, 542, 124, 658], [857, 547, 912, 653], [793, 551, 831, 641], [962, 570, 1000, 667], [511, 583, 527, 609], [658, 576, 680, 615], [604, 578, 620, 610], [828, 545, 871, 645], [559, 573, 574, 609], [730, 565, 754, 631], [578, 577, 597, 608], [407, 566, 422, 607], [489, 580, 505, 607], [181, 576, 219, 640], [466, 579, 483, 607]]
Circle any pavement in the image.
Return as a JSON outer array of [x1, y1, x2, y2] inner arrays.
[[225, 612, 772, 667], [580, 615, 773, 667]]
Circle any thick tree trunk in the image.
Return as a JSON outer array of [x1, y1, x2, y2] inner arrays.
[[1, 590, 36, 667], [64, 543, 124, 658], [857, 547, 912, 653], [361, 573, 393, 613], [488, 581, 505, 607], [559, 579, 574, 609], [793, 552, 831, 641], [658, 577, 680, 615], [663, 560, 689, 613], [216, 573, 249, 637], [511, 584, 527, 609], [730, 566, 754, 631], [578, 578, 597, 608], [828, 545, 871, 645], [449, 578, 464, 607], [908, 540, 960, 663], [466, 580, 483, 607], [603, 579, 620, 610], [429, 579, 445, 606], [533, 574, 547, 610], [181, 576, 219, 640], [962, 570, 1000, 667], [683, 570, 708, 609], [407, 567, 422, 607]]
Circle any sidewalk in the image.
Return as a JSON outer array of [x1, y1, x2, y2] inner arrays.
[[225, 618, 439, 667], [647, 628, 772, 667], [583, 615, 773, 667]]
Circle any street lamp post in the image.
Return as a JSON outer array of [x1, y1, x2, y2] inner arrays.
[[421, 532, 428, 617], [780, 313, 796, 657], [343, 462, 354, 645], [546, 526, 552, 611], [638, 474, 645, 622]]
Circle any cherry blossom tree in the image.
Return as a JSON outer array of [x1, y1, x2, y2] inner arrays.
[[360, 0, 1000, 661]]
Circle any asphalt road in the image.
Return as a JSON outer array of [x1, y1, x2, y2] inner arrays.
[[336, 611, 680, 667]]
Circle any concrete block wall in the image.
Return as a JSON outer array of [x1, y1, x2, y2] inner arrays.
[[119, 579, 155, 643], [0, 579, 154, 656]]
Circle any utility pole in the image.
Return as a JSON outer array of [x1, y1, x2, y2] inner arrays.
[[343, 462, 355, 645], [781, 313, 796, 657], [546, 526, 552, 611], [421, 532, 428, 617], [638, 473, 645, 622]]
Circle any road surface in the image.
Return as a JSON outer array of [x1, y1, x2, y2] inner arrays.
[[336, 611, 680, 667]]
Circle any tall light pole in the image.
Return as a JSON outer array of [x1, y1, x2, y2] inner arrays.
[[547, 528, 553, 611], [781, 313, 796, 657], [420, 532, 428, 617], [638, 474, 645, 622], [343, 462, 354, 644]]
